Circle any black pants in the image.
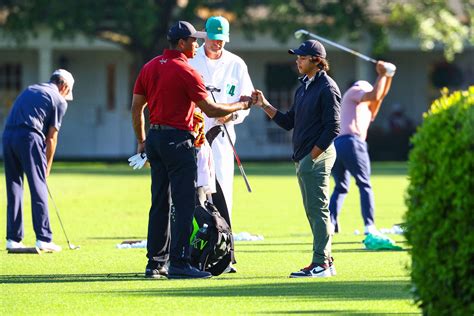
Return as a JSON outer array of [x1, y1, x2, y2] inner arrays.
[[145, 129, 196, 267]]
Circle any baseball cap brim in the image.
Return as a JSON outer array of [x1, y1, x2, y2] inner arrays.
[[65, 90, 73, 101], [288, 48, 306, 55], [208, 33, 230, 42], [191, 31, 207, 39]]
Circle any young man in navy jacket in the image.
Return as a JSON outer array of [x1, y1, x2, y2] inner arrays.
[[253, 40, 341, 278]]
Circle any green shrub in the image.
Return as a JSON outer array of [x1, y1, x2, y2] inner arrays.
[[405, 86, 474, 315]]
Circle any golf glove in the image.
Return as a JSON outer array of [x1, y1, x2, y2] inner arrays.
[[384, 62, 396, 77], [128, 152, 147, 170]]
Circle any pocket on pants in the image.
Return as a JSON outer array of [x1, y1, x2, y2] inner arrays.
[[312, 145, 336, 171]]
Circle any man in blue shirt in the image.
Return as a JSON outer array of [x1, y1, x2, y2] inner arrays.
[[253, 40, 341, 278], [3, 69, 74, 252]]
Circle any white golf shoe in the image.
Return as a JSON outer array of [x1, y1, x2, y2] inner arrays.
[[364, 224, 381, 236], [6, 239, 26, 250], [36, 240, 62, 252]]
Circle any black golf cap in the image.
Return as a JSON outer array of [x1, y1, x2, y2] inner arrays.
[[167, 21, 207, 41], [289, 40, 326, 58]]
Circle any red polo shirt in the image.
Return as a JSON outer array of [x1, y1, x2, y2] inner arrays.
[[133, 49, 209, 131]]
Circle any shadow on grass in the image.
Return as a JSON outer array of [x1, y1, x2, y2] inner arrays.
[[236, 241, 364, 247], [0, 275, 415, 310], [50, 167, 145, 176], [110, 280, 412, 301], [261, 311, 418, 315], [237, 248, 406, 254], [235, 241, 407, 253], [0, 273, 147, 284], [237, 242, 312, 247], [88, 236, 146, 241]]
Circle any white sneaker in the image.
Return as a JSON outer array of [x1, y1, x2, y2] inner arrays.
[[36, 240, 62, 252], [364, 225, 381, 236], [289, 263, 332, 278], [6, 239, 26, 250]]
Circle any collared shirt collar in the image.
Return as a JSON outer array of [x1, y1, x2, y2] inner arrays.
[[162, 49, 189, 62], [299, 71, 325, 89]]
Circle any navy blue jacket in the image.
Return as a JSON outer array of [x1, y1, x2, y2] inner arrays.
[[273, 70, 341, 162]]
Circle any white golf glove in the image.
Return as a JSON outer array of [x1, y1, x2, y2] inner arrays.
[[384, 62, 396, 77], [128, 152, 147, 170]]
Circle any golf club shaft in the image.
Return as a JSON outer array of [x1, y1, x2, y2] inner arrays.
[[206, 86, 252, 192], [46, 184, 73, 248], [294, 29, 377, 64], [221, 123, 252, 192]]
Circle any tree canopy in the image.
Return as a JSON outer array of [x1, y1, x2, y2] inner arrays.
[[1, 0, 472, 64]]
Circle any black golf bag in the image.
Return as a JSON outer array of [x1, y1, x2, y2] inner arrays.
[[190, 201, 234, 276]]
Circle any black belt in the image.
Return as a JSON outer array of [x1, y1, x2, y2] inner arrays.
[[150, 124, 178, 130], [205, 125, 224, 146]]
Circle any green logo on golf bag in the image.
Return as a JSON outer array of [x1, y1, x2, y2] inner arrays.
[[191, 237, 208, 250]]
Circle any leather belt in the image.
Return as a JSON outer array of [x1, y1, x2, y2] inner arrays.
[[205, 125, 224, 146]]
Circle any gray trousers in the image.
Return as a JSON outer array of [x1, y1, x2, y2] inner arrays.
[[295, 144, 336, 265]]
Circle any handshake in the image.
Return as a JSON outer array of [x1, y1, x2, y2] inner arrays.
[[128, 152, 148, 170], [239, 91, 267, 110]]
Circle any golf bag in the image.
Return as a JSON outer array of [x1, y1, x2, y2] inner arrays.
[[190, 201, 234, 276]]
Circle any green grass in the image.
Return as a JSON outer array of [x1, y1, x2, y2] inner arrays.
[[0, 162, 420, 315]]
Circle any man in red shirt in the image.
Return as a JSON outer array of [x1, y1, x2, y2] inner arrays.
[[131, 21, 251, 279]]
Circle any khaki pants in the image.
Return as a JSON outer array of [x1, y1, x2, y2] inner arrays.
[[295, 144, 336, 265]]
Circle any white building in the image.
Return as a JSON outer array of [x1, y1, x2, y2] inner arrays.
[[0, 28, 472, 160]]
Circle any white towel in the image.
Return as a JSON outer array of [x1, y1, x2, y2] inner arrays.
[[196, 141, 216, 194]]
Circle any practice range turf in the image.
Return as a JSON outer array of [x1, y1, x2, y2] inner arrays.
[[0, 162, 420, 315]]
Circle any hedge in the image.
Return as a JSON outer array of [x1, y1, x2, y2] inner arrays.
[[404, 86, 474, 315]]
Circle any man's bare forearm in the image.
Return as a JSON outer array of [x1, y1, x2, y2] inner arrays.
[[197, 97, 251, 118], [131, 94, 147, 143], [132, 109, 146, 143]]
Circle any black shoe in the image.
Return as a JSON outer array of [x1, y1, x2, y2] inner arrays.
[[145, 262, 168, 279], [168, 263, 212, 279]]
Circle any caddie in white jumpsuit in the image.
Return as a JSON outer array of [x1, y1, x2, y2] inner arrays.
[[189, 16, 254, 226]]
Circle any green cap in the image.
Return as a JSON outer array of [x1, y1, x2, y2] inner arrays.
[[205, 16, 230, 42]]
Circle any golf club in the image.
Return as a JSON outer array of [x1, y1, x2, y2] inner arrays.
[[205, 85, 252, 193], [47, 185, 80, 250], [294, 29, 378, 64]]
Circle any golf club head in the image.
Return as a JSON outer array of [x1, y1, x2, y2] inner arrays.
[[68, 243, 80, 250], [294, 29, 307, 39]]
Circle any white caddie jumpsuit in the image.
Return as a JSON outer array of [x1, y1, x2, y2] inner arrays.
[[189, 46, 254, 219]]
